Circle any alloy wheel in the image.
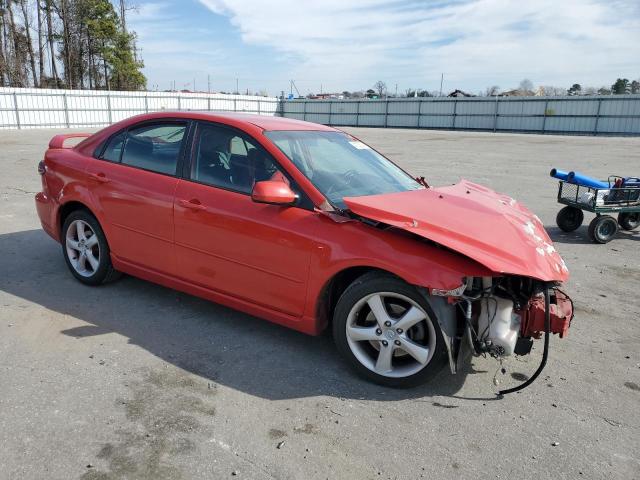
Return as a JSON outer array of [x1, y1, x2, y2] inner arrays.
[[65, 219, 100, 277], [345, 292, 436, 378]]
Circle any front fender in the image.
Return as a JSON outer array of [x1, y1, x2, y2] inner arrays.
[[303, 218, 493, 334]]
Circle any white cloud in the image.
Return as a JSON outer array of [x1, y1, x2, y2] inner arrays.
[[197, 0, 640, 93]]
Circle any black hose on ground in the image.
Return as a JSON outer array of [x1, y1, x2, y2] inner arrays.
[[498, 284, 550, 396]]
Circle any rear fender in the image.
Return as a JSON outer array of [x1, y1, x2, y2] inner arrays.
[[44, 149, 105, 239]]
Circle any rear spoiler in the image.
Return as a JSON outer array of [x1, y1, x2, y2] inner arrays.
[[48, 133, 92, 149]]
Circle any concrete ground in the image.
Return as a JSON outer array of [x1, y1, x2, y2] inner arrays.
[[0, 127, 639, 480]]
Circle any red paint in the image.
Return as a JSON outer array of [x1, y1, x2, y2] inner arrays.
[[36, 112, 568, 336], [519, 289, 573, 338], [251, 180, 297, 205], [344, 180, 569, 282], [48, 133, 92, 149]]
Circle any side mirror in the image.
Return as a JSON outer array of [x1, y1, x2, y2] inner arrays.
[[251, 180, 297, 205]]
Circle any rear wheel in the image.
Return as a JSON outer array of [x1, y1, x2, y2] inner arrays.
[[587, 215, 618, 244], [556, 206, 584, 232], [62, 210, 120, 285], [332, 273, 447, 388], [618, 212, 640, 231]]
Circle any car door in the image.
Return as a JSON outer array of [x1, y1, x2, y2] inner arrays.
[[86, 120, 190, 274], [173, 121, 316, 317]]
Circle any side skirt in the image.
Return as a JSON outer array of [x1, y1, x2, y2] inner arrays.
[[110, 255, 319, 336]]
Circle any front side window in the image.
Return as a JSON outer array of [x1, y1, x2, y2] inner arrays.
[[121, 123, 186, 175], [191, 123, 280, 194], [264, 131, 421, 209]]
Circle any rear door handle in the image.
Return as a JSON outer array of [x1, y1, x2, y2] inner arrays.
[[88, 172, 109, 183], [178, 199, 207, 211]]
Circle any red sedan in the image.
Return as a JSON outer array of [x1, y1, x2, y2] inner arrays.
[[35, 112, 572, 389]]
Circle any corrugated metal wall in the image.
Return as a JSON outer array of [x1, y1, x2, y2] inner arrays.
[[3, 88, 638, 135], [279, 95, 640, 135], [0, 87, 279, 129]]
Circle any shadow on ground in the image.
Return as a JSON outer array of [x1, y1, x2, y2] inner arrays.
[[546, 225, 639, 244], [0, 229, 485, 402]]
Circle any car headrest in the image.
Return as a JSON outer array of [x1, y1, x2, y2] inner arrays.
[[126, 136, 153, 158]]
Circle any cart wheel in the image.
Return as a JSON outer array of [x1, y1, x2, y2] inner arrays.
[[588, 215, 618, 244], [556, 206, 584, 232], [618, 212, 640, 231]]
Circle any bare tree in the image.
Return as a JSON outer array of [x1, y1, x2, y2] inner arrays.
[[6, 1, 28, 86], [36, 0, 44, 83], [18, 0, 38, 86], [44, 0, 58, 85], [0, 3, 7, 85], [373, 80, 387, 98], [484, 85, 500, 96]]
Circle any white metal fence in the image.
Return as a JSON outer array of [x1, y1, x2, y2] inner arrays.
[[0, 87, 279, 129], [3, 87, 639, 136], [279, 95, 640, 135]]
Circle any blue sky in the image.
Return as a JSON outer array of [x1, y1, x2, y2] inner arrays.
[[128, 0, 640, 96]]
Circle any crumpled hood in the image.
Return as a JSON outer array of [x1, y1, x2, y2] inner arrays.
[[343, 180, 569, 282]]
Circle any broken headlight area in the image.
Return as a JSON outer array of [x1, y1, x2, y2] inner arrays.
[[438, 276, 574, 394]]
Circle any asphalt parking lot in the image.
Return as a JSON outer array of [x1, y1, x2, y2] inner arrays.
[[1, 126, 639, 480]]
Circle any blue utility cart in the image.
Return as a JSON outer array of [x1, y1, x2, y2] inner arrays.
[[555, 176, 640, 243]]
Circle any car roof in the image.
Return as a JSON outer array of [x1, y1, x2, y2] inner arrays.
[[213, 112, 337, 132], [126, 111, 338, 132]]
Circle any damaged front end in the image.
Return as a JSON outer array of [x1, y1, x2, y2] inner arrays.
[[342, 181, 575, 393], [430, 276, 574, 394]]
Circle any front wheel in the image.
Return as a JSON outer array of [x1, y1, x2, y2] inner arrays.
[[556, 206, 584, 232], [587, 215, 618, 244], [62, 210, 120, 285], [332, 273, 447, 388]]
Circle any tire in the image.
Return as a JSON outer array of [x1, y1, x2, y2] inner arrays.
[[61, 210, 120, 285], [556, 206, 584, 232], [618, 212, 640, 231], [587, 215, 618, 244], [332, 272, 447, 388]]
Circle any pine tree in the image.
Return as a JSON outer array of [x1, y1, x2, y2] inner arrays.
[[611, 78, 630, 94], [0, 0, 145, 90]]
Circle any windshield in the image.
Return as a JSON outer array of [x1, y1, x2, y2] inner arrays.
[[264, 131, 422, 209]]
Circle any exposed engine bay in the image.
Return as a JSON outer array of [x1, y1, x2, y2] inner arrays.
[[431, 276, 574, 395]]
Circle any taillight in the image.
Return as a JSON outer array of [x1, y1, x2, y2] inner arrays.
[[38, 160, 46, 175]]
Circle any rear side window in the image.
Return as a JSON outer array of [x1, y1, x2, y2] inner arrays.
[[101, 132, 125, 162], [121, 123, 186, 175]]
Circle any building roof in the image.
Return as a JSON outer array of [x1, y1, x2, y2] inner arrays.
[[448, 89, 475, 97]]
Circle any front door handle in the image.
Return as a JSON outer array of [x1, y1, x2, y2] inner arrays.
[[88, 172, 109, 183], [178, 198, 207, 211]]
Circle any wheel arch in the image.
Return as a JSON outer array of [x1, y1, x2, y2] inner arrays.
[[57, 200, 96, 237], [313, 264, 462, 375], [314, 266, 407, 333]]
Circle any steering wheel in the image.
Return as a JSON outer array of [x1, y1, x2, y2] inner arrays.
[[322, 169, 359, 198]]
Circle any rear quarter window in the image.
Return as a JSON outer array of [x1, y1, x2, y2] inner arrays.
[[100, 132, 125, 162]]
